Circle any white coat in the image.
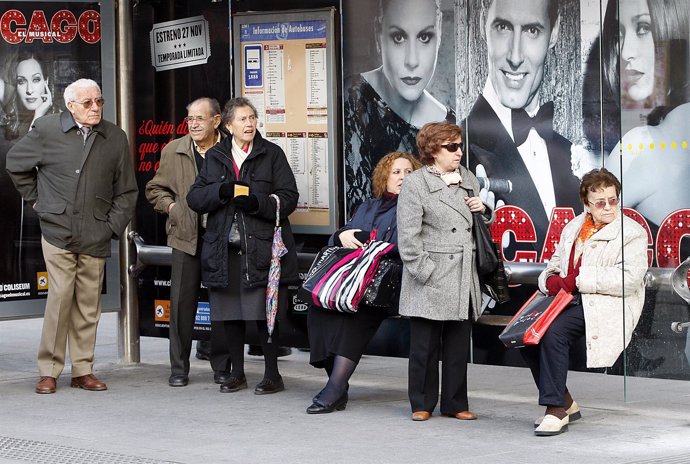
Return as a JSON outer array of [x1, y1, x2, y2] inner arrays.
[[538, 212, 648, 368]]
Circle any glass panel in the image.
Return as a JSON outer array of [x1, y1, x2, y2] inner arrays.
[[611, 0, 690, 391]]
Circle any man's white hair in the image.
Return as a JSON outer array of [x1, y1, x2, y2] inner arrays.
[[64, 78, 101, 103]]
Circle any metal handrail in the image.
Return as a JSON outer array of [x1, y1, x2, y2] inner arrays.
[[127, 232, 690, 330]]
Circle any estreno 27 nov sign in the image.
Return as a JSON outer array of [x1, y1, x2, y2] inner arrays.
[[149, 15, 210, 72]]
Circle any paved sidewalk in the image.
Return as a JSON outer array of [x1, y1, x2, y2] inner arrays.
[[1, 312, 690, 464]]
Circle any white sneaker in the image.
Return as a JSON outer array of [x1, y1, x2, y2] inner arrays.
[[534, 400, 581, 428], [534, 414, 569, 436]]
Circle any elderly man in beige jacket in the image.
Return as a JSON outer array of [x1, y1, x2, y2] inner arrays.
[[146, 97, 225, 387]]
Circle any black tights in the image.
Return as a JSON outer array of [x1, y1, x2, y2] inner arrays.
[[224, 320, 281, 381], [318, 355, 356, 405]]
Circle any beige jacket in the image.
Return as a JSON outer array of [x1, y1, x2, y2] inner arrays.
[[145, 132, 223, 255], [538, 213, 648, 368]]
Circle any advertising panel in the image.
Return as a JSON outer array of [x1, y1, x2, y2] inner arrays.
[[0, 2, 103, 303], [342, 0, 690, 377]]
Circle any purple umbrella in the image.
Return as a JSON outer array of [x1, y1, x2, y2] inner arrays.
[[266, 194, 287, 342]]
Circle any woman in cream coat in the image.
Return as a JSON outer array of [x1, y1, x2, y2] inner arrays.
[[525, 168, 648, 436], [397, 122, 494, 422]]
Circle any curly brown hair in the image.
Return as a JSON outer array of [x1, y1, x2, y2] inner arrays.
[[416, 122, 463, 165], [371, 152, 422, 198], [579, 168, 621, 204]]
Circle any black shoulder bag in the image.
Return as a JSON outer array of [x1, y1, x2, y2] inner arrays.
[[470, 190, 510, 304]]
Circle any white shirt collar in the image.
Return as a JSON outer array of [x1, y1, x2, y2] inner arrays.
[[481, 79, 542, 142]]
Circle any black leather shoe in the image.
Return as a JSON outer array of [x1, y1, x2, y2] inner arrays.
[[312, 383, 349, 403], [219, 376, 247, 393], [214, 371, 231, 384], [168, 374, 189, 387], [306, 392, 348, 414], [277, 346, 292, 357], [195, 340, 211, 361], [254, 377, 285, 395]]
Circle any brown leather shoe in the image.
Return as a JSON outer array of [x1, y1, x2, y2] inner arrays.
[[449, 410, 477, 420], [70, 374, 107, 391], [35, 376, 56, 394], [411, 411, 431, 421]]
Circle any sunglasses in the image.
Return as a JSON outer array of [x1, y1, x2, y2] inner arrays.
[[72, 97, 105, 109], [441, 142, 464, 152], [588, 197, 619, 209]]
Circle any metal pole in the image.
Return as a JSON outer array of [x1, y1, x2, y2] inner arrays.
[[116, 0, 140, 364]]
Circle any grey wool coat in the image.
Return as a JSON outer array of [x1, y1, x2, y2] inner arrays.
[[397, 166, 494, 321]]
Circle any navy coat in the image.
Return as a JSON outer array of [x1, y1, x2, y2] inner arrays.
[[329, 196, 399, 247], [187, 131, 299, 288]]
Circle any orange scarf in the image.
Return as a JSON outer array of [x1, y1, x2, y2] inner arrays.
[[578, 213, 600, 243], [574, 213, 600, 262]]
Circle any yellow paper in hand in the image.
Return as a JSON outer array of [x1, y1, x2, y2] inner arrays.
[[233, 184, 249, 197]]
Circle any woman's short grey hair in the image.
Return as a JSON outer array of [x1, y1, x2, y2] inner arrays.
[[222, 97, 258, 125], [64, 79, 101, 103]]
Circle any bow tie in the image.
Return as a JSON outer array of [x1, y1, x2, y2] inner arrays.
[[511, 101, 554, 146]]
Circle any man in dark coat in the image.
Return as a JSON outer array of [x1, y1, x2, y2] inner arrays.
[[464, 0, 582, 258], [6, 78, 137, 394]]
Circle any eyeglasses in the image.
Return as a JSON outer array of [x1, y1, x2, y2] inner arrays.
[[186, 116, 215, 124], [588, 197, 619, 209], [441, 142, 464, 152], [71, 98, 104, 109]]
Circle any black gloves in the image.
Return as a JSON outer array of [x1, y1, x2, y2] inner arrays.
[[219, 181, 248, 200], [233, 194, 259, 213]]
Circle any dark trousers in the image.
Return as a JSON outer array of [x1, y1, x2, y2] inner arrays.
[[520, 303, 586, 406], [408, 317, 472, 414], [169, 248, 201, 375], [209, 321, 230, 373]]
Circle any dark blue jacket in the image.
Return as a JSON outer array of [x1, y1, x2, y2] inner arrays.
[[329, 196, 399, 247]]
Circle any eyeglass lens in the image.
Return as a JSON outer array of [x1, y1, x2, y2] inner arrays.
[[442, 142, 463, 152], [592, 198, 619, 209], [76, 98, 104, 108]]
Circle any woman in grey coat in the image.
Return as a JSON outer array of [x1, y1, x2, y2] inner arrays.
[[397, 122, 494, 422]]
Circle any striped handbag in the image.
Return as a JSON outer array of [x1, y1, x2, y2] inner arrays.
[[298, 233, 395, 313]]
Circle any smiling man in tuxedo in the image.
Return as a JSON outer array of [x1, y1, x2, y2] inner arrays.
[[465, 0, 582, 257]]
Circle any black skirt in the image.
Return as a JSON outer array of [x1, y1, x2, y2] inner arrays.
[[208, 245, 286, 321], [307, 305, 388, 367]]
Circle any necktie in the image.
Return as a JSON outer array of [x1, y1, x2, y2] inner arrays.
[[81, 126, 91, 142], [511, 101, 554, 146]]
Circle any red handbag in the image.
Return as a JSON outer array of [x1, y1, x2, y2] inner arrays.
[[498, 289, 574, 348]]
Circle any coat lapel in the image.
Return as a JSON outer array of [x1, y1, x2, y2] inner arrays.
[[422, 169, 472, 224]]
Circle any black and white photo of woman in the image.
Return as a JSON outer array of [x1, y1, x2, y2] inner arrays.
[[342, 0, 456, 213]]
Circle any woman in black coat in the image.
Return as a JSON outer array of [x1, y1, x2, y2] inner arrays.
[[306, 152, 420, 414], [187, 97, 299, 395]]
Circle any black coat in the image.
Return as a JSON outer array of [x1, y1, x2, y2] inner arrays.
[[187, 130, 299, 288]]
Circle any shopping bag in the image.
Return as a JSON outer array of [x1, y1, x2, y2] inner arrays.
[[498, 289, 574, 348], [298, 235, 395, 313]]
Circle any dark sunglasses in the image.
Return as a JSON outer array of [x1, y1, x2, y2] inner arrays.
[[588, 197, 619, 209], [441, 142, 464, 152]]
